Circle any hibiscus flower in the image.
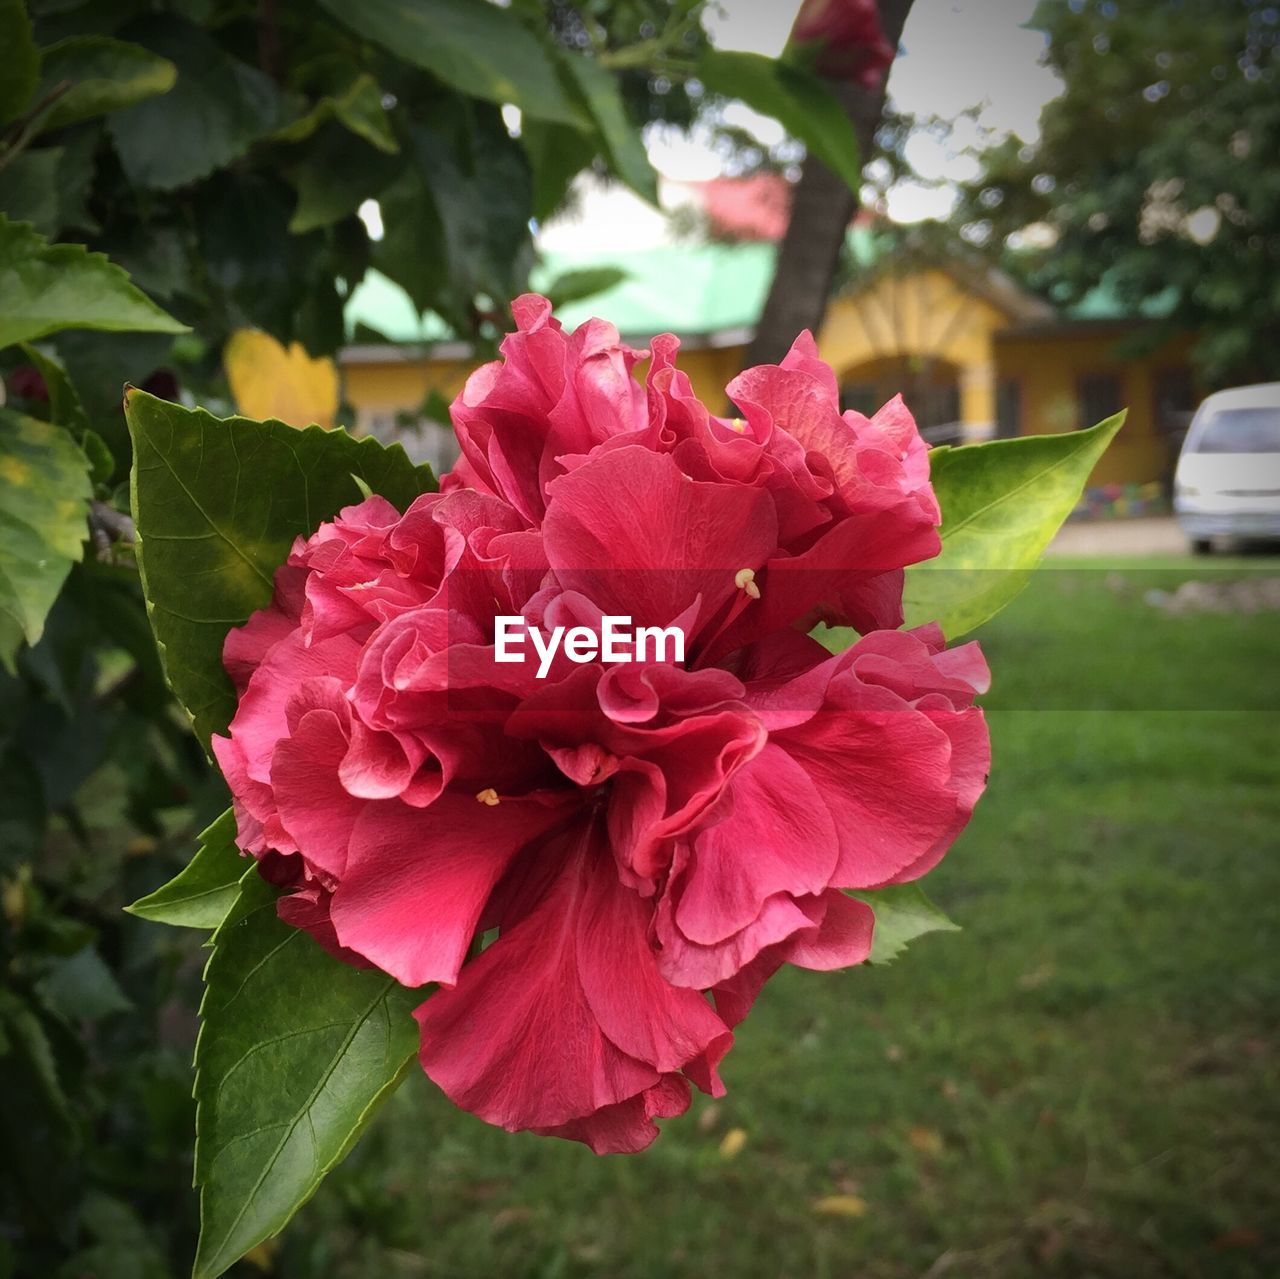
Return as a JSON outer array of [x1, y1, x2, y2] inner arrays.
[[789, 0, 897, 89], [212, 297, 989, 1153]]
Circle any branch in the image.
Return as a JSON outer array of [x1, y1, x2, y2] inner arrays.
[[740, 0, 915, 371], [89, 501, 136, 563]]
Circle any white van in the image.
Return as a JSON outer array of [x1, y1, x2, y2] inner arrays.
[[1173, 383, 1280, 553]]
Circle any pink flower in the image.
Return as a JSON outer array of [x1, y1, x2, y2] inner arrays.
[[790, 0, 896, 89], [455, 301, 940, 638], [447, 294, 649, 524], [212, 299, 990, 1154]]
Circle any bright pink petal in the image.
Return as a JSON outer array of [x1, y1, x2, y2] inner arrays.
[[542, 445, 779, 646], [778, 708, 961, 888], [782, 891, 874, 970], [417, 822, 727, 1144], [329, 794, 571, 987], [674, 746, 838, 945], [271, 680, 364, 880], [416, 826, 662, 1132], [577, 850, 732, 1074], [223, 628, 362, 786]]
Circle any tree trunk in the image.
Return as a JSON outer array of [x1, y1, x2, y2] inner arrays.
[[740, 0, 915, 370]]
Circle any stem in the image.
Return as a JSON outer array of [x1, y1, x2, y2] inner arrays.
[[0, 81, 73, 174]]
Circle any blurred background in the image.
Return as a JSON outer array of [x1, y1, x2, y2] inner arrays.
[[1, 1, 1277, 1276]]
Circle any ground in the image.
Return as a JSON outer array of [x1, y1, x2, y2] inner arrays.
[[273, 549, 1279, 1279], [1047, 516, 1187, 558]]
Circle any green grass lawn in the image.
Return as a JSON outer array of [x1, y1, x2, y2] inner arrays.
[[281, 557, 1280, 1279]]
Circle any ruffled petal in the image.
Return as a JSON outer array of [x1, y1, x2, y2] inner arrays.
[[329, 794, 572, 987], [416, 826, 662, 1133], [533, 1075, 690, 1155], [542, 445, 779, 648], [674, 746, 838, 945], [417, 823, 724, 1146]]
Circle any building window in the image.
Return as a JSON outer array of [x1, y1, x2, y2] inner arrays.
[[1077, 373, 1123, 430], [995, 379, 1021, 439]]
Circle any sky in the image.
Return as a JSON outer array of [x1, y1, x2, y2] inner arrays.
[[540, 0, 1064, 252]]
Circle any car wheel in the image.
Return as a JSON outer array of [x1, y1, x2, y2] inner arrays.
[[1191, 538, 1213, 555]]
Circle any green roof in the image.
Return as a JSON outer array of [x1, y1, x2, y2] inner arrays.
[[543, 241, 776, 337], [343, 231, 1170, 347], [346, 268, 453, 344], [345, 241, 780, 346]]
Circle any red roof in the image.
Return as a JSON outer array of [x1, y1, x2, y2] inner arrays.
[[679, 176, 876, 242], [696, 174, 791, 241]]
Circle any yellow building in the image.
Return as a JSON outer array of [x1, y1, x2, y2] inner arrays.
[[343, 241, 1197, 509]]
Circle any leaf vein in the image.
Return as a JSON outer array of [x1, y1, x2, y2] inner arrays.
[[201, 978, 397, 1265], [146, 432, 273, 589]]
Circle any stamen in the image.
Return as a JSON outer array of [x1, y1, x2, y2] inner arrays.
[[475, 788, 500, 806], [729, 416, 746, 434], [734, 567, 761, 600]]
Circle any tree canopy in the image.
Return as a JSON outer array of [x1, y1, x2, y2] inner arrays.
[[955, 0, 1280, 386]]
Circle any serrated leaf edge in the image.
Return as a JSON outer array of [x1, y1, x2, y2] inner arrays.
[[189, 870, 417, 1279]]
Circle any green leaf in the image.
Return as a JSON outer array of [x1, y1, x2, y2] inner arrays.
[[698, 49, 862, 194], [377, 112, 532, 325], [271, 69, 398, 155], [107, 17, 289, 191], [0, 408, 92, 670], [904, 412, 1126, 638], [80, 428, 114, 487], [542, 265, 627, 309], [0, 214, 187, 348], [522, 118, 596, 223], [193, 871, 420, 1279], [0, 147, 62, 235], [126, 809, 245, 929], [33, 36, 177, 133], [0, 0, 39, 126], [287, 126, 400, 234], [318, 0, 584, 127], [0, 138, 98, 238], [558, 53, 658, 205], [19, 342, 89, 435], [125, 389, 436, 749], [851, 884, 959, 965], [35, 946, 133, 1021]]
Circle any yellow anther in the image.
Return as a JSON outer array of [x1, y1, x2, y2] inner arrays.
[[734, 567, 761, 600], [729, 416, 746, 434], [475, 788, 500, 806]]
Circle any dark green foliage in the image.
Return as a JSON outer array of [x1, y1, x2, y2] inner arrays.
[[0, 558, 227, 1277], [0, 5, 680, 1274], [956, 0, 1280, 385]]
